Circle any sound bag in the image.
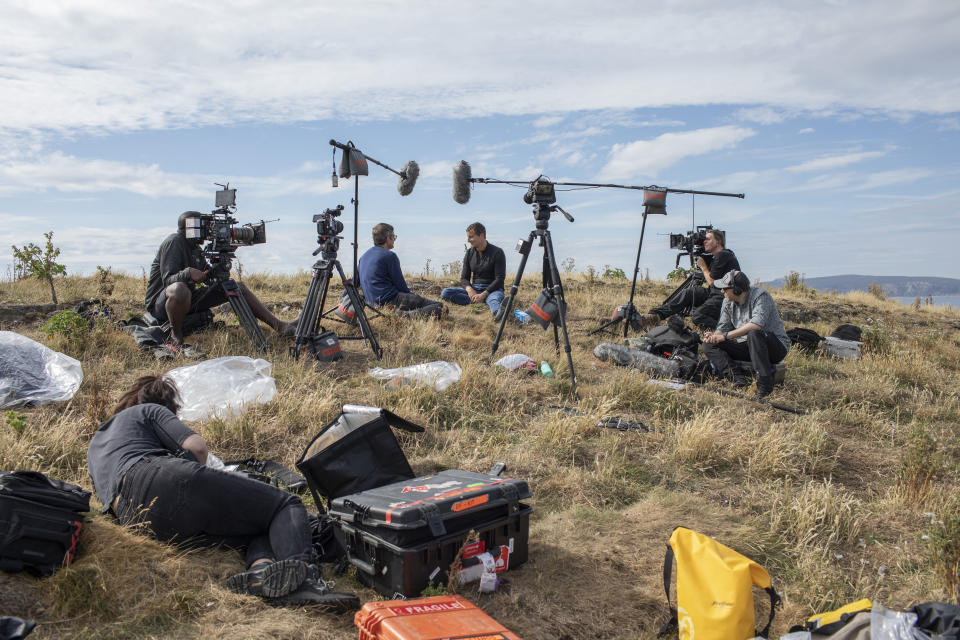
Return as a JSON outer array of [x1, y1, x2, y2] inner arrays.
[[0, 471, 90, 576], [296, 405, 424, 510], [659, 526, 780, 640]]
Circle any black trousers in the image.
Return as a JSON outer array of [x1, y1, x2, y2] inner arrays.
[[650, 288, 723, 331], [388, 292, 444, 318], [152, 284, 228, 323], [702, 328, 788, 389], [116, 456, 311, 567]]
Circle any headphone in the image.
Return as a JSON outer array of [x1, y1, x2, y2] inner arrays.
[[729, 270, 750, 296]]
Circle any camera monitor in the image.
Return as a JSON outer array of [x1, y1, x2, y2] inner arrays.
[[215, 188, 237, 209]]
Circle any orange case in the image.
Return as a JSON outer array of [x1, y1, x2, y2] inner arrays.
[[355, 595, 523, 640]]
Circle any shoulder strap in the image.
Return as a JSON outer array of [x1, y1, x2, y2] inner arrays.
[[658, 543, 678, 637], [758, 586, 781, 638]]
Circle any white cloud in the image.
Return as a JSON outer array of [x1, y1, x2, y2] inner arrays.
[[787, 150, 888, 173], [735, 107, 792, 125], [798, 128, 815, 135], [533, 115, 565, 128], [598, 126, 756, 181], [0, 152, 207, 198], [0, 2, 958, 136]]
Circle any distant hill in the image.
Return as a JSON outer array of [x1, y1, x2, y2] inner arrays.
[[763, 274, 960, 296]]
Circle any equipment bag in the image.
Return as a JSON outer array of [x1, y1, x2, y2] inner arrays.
[[643, 324, 700, 357], [0, 471, 90, 576], [789, 598, 872, 634], [787, 327, 823, 353], [529, 289, 564, 330], [296, 405, 424, 511], [659, 526, 780, 640], [335, 291, 357, 326], [307, 330, 343, 362]]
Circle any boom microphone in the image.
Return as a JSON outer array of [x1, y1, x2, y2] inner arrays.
[[397, 161, 419, 196], [452, 160, 472, 204]]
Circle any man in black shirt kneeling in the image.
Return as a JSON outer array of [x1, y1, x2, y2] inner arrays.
[[441, 222, 507, 319], [644, 228, 740, 331]]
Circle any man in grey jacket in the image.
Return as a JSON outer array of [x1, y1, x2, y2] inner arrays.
[[702, 270, 790, 399]]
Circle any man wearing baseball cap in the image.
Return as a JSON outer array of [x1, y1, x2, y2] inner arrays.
[[702, 270, 790, 399]]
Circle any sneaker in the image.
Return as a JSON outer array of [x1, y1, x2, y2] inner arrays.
[[732, 373, 750, 389], [226, 558, 308, 599], [268, 577, 360, 611]]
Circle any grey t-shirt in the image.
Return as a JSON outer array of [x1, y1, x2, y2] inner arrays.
[[715, 287, 790, 350], [86, 403, 196, 513]]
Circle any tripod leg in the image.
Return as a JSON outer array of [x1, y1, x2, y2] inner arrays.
[[222, 279, 270, 352], [490, 231, 535, 362], [292, 263, 330, 358], [542, 232, 578, 400], [624, 211, 649, 339], [336, 261, 383, 359]]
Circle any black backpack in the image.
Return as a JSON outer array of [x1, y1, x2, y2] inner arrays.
[[787, 327, 823, 353], [830, 324, 862, 342], [643, 324, 700, 357], [0, 471, 90, 576]]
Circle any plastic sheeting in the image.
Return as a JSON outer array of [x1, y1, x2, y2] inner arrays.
[[166, 356, 276, 421], [368, 360, 462, 391], [0, 331, 83, 409]]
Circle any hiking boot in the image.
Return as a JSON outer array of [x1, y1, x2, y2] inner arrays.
[[226, 558, 308, 599], [268, 577, 360, 611], [755, 376, 774, 400], [731, 371, 750, 389]]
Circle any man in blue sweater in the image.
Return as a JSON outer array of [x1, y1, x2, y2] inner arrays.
[[358, 223, 444, 318]]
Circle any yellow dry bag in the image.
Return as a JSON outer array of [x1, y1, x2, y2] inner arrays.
[[659, 526, 781, 640]]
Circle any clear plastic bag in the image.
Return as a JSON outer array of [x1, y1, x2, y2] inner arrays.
[[166, 356, 276, 421], [368, 361, 462, 391], [0, 331, 83, 408], [494, 353, 536, 372], [870, 602, 922, 639]]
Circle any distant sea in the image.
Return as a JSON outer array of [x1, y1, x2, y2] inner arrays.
[[891, 295, 960, 310]]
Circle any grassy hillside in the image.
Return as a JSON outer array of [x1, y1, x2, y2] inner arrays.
[[1, 271, 959, 639]]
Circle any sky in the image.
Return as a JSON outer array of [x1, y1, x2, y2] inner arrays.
[[1, 1, 958, 284]]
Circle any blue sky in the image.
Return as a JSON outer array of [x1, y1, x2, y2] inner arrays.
[[1, 1, 958, 283]]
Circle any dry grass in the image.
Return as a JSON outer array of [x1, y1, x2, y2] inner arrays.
[[3, 272, 960, 639]]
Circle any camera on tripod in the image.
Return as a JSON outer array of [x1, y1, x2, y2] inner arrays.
[[313, 204, 344, 256], [183, 184, 268, 255], [523, 177, 556, 207], [669, 224, 714, 266]]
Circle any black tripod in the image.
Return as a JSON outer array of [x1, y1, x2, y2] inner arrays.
[[291, 210, 382, 360], [490, 191, 578, 400], [205, 251, 270, 352], [589, 201, 665, 337]]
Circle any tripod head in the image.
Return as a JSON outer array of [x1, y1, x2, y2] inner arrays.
[[522, 176, 575, 229]]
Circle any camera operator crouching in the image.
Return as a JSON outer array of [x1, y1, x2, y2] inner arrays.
[[143, 212, 296, 359], [644, 228, 739, 331]]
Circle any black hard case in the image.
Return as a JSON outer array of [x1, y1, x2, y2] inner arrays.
[[330, 469, 532, 597], [0, 471, 90, 576], [296, 405, 424, 507]]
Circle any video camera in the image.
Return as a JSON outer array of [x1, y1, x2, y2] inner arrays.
[[182, 184, 268, 255], [523, 176, 556, 207], [669, 224, 714, 267], [313, 204, 344, 257]]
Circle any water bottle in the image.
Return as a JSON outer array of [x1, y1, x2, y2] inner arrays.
[[540, 361, 554, 377], [513, 309, 531, 323]]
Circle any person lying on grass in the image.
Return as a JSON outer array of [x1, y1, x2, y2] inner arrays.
[[86, 374, 357, 610]]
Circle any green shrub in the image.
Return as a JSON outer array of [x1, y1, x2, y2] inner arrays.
[[5, 411, 27, 438], [40, 310, 89, 350]]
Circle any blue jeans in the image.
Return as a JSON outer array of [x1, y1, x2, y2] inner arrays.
[[441, 284, 505, 315]]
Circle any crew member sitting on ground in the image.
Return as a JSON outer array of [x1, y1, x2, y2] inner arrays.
[[358, 222, 444, 318], [644, 228, 740, 331], [144, 212, 295, 358], [440, 222, 507, 319], [86, 375, 357, 608], [702, 270, 790, 399]]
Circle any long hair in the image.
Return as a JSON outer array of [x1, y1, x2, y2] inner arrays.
[[112, 375, 182, 415]]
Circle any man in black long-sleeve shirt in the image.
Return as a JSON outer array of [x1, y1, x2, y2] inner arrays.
[[441, 222, 506, 318], [144, 212, 295, 355]]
